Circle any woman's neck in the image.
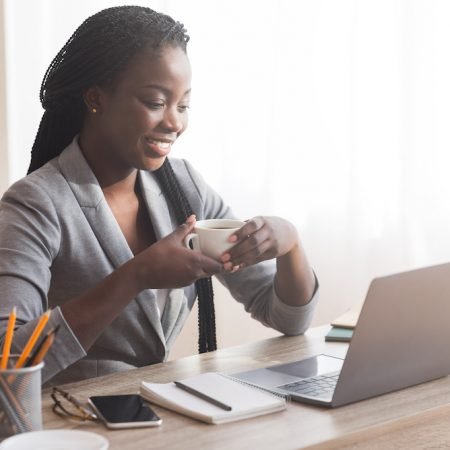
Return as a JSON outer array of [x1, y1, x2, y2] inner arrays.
[[78, 128, 138, 193]]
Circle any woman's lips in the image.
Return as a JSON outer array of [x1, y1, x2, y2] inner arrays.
[[145, 138, 172, 157]]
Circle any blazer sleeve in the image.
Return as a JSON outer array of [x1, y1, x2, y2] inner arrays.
[[0, 176, 86, 381], [180, 159, 319, 335]]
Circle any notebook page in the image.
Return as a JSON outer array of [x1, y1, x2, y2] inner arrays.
[[140, 372, 285, 424], [182, 372, 285, 413]]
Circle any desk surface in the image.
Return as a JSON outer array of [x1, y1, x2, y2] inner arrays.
[[41, 326, 450, 450]]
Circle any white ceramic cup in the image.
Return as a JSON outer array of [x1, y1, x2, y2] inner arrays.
[[183, 219, 245, 260]]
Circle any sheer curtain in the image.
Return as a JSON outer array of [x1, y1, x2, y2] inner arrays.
[[3, 0, 450, 350]]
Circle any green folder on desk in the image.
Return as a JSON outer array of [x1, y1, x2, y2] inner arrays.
[[325, 326, 353, 342]]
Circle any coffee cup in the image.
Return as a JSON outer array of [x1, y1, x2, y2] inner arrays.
[[183, 219, 245, 260]]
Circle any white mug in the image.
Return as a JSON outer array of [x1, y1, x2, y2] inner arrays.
[[183, 219, 245, 260]]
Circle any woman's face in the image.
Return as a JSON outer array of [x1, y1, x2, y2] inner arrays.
[[89, 44, 191, 172]]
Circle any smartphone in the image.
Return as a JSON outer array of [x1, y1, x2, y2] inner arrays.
[[88, 394, 162, 429]]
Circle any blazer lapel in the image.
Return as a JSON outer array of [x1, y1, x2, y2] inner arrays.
[[57, 139, 166, 346], [58, 138, 130, 269]]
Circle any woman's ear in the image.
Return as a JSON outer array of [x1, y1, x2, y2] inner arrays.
[[83, 86, 103, 114]]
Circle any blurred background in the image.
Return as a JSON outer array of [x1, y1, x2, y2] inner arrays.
[[1, 0, 450, 358]]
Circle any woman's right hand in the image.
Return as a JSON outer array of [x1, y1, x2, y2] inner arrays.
[[131, 216, 223, 290]]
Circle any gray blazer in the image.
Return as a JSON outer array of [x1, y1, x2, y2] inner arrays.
[[0, 138, 318, 385]]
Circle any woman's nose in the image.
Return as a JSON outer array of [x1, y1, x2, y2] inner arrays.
[[161, 107, 184, 133]]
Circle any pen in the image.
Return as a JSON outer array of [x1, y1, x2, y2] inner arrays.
[[174, 381, 232, 411]]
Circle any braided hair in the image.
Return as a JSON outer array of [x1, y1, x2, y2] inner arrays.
[[154, 162, 217, 353], [28, 6, 217, 353]]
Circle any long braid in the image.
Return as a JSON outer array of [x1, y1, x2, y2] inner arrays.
[[153, 159, 193, 223], [28, 6, 217, 353], [154, 160, 217, 353]]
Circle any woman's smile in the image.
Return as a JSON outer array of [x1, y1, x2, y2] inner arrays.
[[144, 137, 173, 157]]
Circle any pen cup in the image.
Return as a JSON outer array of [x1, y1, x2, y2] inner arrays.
[[0, 356, 43, 439]]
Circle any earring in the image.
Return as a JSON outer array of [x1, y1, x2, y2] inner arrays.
[[92, 107, 97, 113]]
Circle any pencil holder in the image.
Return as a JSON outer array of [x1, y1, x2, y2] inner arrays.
[[0, 356, 43, 439]]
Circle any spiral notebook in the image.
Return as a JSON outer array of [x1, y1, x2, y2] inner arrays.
[[140, 372, 286, 424]]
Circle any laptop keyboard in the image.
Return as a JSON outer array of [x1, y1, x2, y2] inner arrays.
[[277, 371, 340, 398]]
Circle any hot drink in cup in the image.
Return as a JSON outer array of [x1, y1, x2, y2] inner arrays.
[[184, 219, 245, 260]]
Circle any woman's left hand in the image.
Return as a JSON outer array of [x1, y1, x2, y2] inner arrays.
[[221, 216, 299, 272]]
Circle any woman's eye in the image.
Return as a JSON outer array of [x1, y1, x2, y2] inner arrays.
[[144, 101, 165, 110], [178, 105, 190, 112]]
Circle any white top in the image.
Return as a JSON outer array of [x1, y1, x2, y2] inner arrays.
[[155, 288, 169, 318]]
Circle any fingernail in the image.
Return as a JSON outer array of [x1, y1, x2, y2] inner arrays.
[[231, 265, 240, 273], [221, 253, 231, 263], [229, 235, 238, 243]]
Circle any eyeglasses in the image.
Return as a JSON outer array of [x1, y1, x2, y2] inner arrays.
[[51, 387, 98, 422]]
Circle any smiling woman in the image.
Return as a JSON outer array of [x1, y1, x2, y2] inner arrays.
[[81, 45, 191, 174], [0, 5, 318, 386]]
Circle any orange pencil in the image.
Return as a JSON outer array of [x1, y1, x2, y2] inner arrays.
[[1, 307, 16, 370], [15, 310, 51, 369], [26, 326, 59, 367]]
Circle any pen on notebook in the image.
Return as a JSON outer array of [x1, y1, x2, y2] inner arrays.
[[15, 310, 51, 369], [26, 325, 60, 367], [174, 381, 233, 411], [1, 307, 16, 370]]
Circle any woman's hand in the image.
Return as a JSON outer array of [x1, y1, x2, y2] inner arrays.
[[132, 216, 223, 290], [221, 216, 316, 306], [61, 216, 223, 351], [220, 216, 299, 271]]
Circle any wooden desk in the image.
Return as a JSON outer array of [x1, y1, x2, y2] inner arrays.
[[41, 326, 450, 449]]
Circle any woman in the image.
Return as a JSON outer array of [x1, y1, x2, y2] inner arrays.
[[0, 6, 318, 385]]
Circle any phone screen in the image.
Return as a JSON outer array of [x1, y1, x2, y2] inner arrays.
[[88, 394, 161, 428]]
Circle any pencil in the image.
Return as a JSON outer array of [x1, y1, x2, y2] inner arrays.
[[26, 325, 59, 367], [1, 307, 16, 370], [174, 381, 233, 411], [0, 377, 28, 433], [15, 310, 51, 369]]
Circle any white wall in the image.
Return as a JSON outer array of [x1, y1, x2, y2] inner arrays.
[[3, 0, 450, 360], [0, 0, 8, 194]]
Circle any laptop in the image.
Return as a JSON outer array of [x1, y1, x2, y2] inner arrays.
[[232, 262, 450, 407]]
